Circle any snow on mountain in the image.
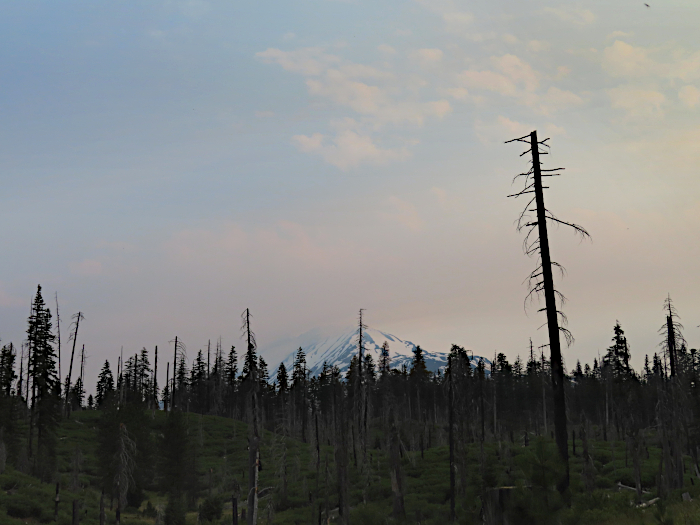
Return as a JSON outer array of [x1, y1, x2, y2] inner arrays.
[[263, 326, 490, 381]]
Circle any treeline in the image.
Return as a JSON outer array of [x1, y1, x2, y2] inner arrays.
[[1, 286, 699, 523]]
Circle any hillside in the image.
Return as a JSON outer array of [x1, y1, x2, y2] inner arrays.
[[2, 409, 700, 525]]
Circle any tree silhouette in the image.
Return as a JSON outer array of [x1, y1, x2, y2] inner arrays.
[[507, 130, 589, 493]]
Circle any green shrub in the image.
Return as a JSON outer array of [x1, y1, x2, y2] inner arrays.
[[6, 494, 42, 519], [199, 495, 223, 523], [165, 494, 186, 525]]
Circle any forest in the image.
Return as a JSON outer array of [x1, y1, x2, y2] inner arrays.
[[1, 284, 700, 525], [2, 134, 699, 525]]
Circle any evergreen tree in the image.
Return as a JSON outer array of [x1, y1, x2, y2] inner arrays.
[[409, 345, 428, 381], [96, 360, 115, 407], [0, 343, 20, 468], [26, 285, 59, 480], [379, 341, 391, 377], [0, 344, 17, 396], [292, 348, 306, 389], [276, 362, 289, 394]]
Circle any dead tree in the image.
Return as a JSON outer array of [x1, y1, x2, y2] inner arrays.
[[448, 355, 456, 522], [659, 295, 685, 378], [355, 309, 368, 465], [64, 312, 85, 416], [115, 423, 136, 511], [55, 293, 62, 398], [241, 309, 260, 525], [169, 337, 187, 410], [389, 420, 406, 520], [507, 130, 589, 494]]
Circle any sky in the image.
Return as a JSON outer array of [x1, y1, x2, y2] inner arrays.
[[2, 0, 700, 393]]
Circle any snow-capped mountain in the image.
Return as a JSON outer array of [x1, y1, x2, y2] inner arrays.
[[264, 326, 490, 380]]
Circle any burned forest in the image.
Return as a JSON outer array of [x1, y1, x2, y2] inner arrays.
[[1, 133, 700, 525]]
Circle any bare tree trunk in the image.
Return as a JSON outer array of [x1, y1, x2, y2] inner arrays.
[[54, 483, 60, 522], [530, 130, 569, 492], [448, 360, 456, 522], [389, 421, 405, 520], [153, 346, 158, 411], [335, 388, 349, 525], [99, 491, 105, 525], [65, 312, 83, 417], [55, 294, 62, 398], [247, 391, 260, 525], [72, 499, 79, 525]]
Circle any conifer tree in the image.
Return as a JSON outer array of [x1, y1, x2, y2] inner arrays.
[[96, 361, 115, 407], [379, 341, 391, 377], [26, 285, 59, 480], [276, 362, 289, 394]]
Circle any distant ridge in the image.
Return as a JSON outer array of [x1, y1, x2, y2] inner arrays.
[[264, 326, 491, 380]]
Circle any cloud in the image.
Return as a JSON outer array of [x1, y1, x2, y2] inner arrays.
[[412, 48, 444, 65], [608, 86, 665, 118], [256, 45, 453, 169], [255, 110, 275, 118], [255, 47, 341, 76], [378, 44, 397, 55], [459, 70, 518, 97], [70, 259, 103, 276], [259, 47, 450, 129], [0, 284, 25, 308], [679, 85, 700, 108], [414, 0, 474, 35], [282, 32, 296, 41], [458, 54, 539, 98], [166, 221, 353, 274], [539, 87, 584, 114], [442, 87, 469, 100], [602, 41, 655, 78], [292, 129, 411, 170], [494, 54, 539, 91], [475, 116, 530, 144], [384, 196, 424, 232], [544, 6, 595, 25], [607, 30, 632, 40], [527, 40, 550, 53], [602, 41, 700, 82], [474, 116, 564, 144]]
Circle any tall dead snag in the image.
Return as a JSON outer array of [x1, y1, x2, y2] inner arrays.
[[64, 312, 84, 417], [241, 308, 260, 525], [447, 355, 456, 522], [355, 309, 368, 465], [115, 423, 136, 511], [657, 295, 687, 490], [55, 294, 61, 398], [389, 420, 406, 520], [660, 295, 684, 379], [507, 130, 589, 494]]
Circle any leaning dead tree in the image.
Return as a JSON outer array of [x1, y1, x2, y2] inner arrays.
[[506, 130, 589, 493], [64, 312, 85, 417]]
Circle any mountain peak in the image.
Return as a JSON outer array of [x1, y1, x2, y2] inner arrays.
[[264, 326, 490, 380]]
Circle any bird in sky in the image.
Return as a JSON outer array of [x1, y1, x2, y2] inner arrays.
[[645, 3, 650, 6]]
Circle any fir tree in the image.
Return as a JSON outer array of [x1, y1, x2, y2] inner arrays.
[[276, 362, 289, 394], [378, 341, 391, 377], [96, 360, 115, 407], [26, 285, 59, 480]]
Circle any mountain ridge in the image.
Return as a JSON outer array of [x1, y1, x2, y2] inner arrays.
[[262, 326, 491, 380]]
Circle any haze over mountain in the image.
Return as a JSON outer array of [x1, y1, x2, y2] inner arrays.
[[263, 326, 491, 380]]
